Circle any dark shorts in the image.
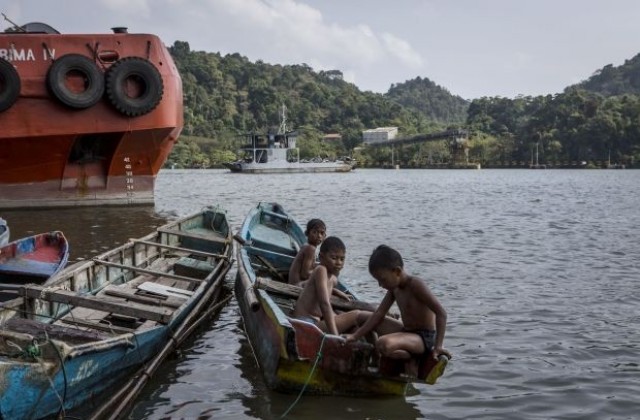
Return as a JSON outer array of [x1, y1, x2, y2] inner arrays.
[[405, 329, 436, 356]]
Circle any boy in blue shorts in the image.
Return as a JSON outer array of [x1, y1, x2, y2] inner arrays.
[[345, 245, 451, 380]]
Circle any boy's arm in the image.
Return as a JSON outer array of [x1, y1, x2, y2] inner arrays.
[[345, 291, 395, 341], [331, 288, 351, 301], [314, 267, 338, 335], [414, 281, 451, 359], [299, 246, 316, 281]]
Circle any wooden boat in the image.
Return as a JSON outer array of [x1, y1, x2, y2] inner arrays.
[[234, 202, 446, 396], [0, 217, 8, 246], [0, 206, 233, 420], [0, 231, 69, 301], [0, 21, 183, 208]]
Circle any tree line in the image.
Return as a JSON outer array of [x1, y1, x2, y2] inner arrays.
[[165, 41, 640, 169]]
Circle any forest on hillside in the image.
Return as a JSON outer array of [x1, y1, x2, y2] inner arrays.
[[165, 42, 640, 169]]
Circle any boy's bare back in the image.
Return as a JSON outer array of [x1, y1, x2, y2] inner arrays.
[[392, 275, 439, 331], [345, 245, 450, 361], [288, 244, 316, 285]]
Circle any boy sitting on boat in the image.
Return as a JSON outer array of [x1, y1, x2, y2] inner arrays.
[[291, 236, 371, 335], [344, 245, 451, 380], [288, 218, 326, 286]]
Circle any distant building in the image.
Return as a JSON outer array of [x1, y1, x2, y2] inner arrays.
[[322, 133, 342, 143], [362, 127, 398, 144]]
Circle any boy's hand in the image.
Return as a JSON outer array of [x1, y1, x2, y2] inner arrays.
[[342, 334, 356, 343], [432, 346, 452, 360]]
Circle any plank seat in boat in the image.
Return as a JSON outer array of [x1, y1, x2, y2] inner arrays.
[[136, 281, 193, 298], [255, 277, 377, 312], [103, 284, 186, 308], [173, 256, 216, 279], [3, 317, 110, 344], [21, 285, 175, 324], [93, 258, 203, 287], [59, 317, 138, 334], [58, 306, 157, 334], [157, 227, 228, 244]]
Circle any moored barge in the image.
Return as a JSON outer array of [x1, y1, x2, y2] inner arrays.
[[0, 21, 183, 208]]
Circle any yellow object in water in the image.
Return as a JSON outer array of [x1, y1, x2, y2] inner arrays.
[[425, 355, 449, 385]]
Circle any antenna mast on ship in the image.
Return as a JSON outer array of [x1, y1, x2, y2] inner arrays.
[[278, 104, 287, 134]]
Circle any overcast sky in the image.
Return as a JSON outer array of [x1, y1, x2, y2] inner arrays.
[[4, 0, 639, 99]]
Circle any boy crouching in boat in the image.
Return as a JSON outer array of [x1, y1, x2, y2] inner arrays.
[[344, 245, 451, 380], [288, 218, 326, 286], [291, 236, 370, 335]]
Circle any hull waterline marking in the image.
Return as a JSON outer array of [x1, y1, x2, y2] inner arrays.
[[124, 157, 135, 203]]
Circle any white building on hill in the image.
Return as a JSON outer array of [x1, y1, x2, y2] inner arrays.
[[362, 127, 398, 144]]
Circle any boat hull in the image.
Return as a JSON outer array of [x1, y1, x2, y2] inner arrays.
[[0, 207, 232, 419], [235, 202, 411, 396], [225, 161, 354, 174], [0, 231, 69, 301], [0, 326, 166, 419], [0, 30, 183, 209]]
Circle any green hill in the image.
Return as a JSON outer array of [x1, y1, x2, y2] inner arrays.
[[386, 77, 469, 124], [572, 53, 640, 96], [169, 41, 467, 139]]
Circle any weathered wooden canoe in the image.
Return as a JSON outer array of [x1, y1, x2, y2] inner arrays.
[[0, 218, 8, 246], [235, 202, 444, 396], [0, 206, 233, 420], [0, 231, 69, 301]]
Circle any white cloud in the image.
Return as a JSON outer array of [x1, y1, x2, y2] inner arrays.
[[195, 0, 424, 77], [381, 32, 425, 68]]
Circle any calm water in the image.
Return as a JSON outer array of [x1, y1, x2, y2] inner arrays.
[[3, 169, 639, 419]]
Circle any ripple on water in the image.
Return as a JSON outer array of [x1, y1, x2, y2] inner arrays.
[[8, 169, 640, 419]]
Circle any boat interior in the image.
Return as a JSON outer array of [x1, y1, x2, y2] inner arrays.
[[0, 211, 231, 359]]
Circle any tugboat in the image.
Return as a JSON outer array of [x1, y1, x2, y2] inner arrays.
[[224, 105, 355, 174], [0, 18, 183, 208]]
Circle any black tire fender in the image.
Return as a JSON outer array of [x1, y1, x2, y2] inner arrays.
[[47, 54, 104, 109], [105, 57, 164, 117], [0, 58, 20, 112]]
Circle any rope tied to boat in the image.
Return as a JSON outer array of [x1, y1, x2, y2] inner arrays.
[[280, 333, 327, 419], [25, 339, 42, 359], [6, 338, 43, 359]]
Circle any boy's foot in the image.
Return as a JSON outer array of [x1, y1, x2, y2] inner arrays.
[[404, 358, 419, 378], [425, 355, 448, 385]]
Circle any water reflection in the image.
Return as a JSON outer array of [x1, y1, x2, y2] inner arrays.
[[1, 205, 167, 262], [235, 320, 423, 420]]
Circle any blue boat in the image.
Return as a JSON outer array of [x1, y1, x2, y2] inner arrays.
[[0, 206, 233, 419], [0, 231, 69, 301], [234, 202, 448, 397], [0, 217, 8, 246]]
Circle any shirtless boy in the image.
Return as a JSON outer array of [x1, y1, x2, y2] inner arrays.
[[291, 236, 369, 335], [345, 245, 451, 365], [288, 219, 326, 286]]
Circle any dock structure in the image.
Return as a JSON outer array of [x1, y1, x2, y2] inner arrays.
[[365, 129, 478, 168]]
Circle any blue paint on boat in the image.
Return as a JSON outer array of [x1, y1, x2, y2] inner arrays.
[[0, 207, 233, 419]]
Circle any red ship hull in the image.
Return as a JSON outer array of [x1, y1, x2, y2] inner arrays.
[[0, 25, 183, 208]]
